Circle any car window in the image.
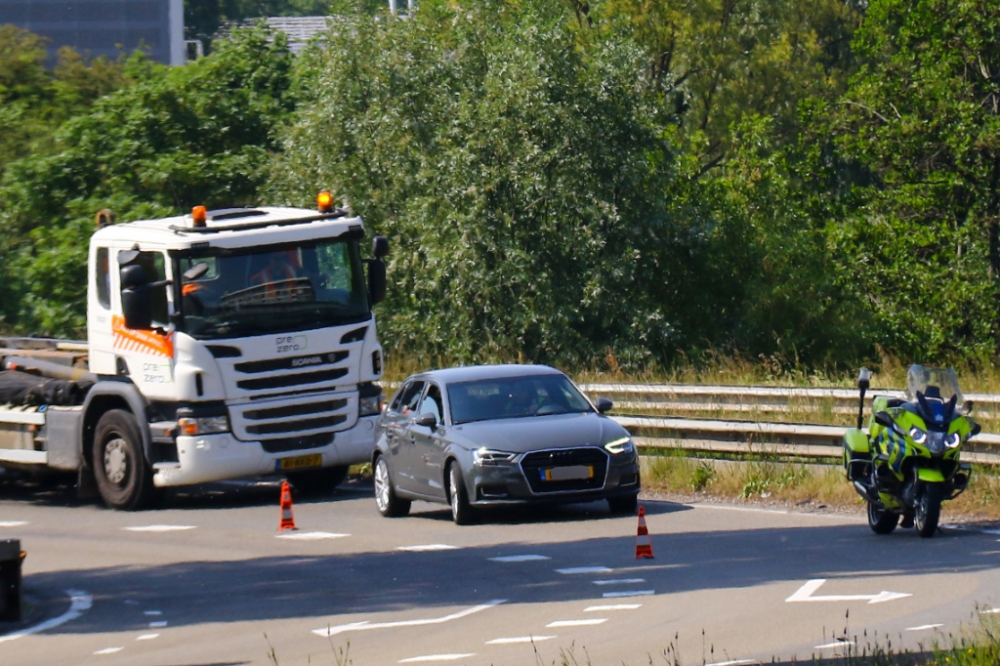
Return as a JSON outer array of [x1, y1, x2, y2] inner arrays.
[[393, 380, 425, 415], [419, 384, 444, 423], [448, 374, 592, 424]]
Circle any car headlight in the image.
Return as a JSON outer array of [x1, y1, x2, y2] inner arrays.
[[604, 436, 634, 455], [473, 448, 518, 466], [179, 415, 229, 436], [359, 394, 382, 417], [908, 426, 927, 445]]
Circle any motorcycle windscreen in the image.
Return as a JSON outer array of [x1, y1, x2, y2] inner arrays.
[[905, 365, 964, 405]]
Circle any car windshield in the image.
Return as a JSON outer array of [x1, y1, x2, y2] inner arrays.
[[173, 238, 370, 339], [448, 374, 593, 424]]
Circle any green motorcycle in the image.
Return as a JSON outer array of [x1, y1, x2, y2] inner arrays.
[[844, 365, 979, 537]]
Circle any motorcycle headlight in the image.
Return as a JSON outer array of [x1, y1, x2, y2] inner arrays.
[[604, 437, 634, 455], [474, 448, 518, 466], [908, 426, 927, 445], [945, 432, 962, 448]]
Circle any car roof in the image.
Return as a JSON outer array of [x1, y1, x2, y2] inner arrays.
[[408, 364, 566, 385]]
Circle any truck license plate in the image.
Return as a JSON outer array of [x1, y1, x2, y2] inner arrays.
[[278, 454, 323, 471], [542, 465, 593, 481]]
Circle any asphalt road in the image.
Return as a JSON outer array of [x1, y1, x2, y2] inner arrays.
[[2, 475, 1000, 666]]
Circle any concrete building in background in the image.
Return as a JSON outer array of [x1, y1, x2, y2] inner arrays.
[[0, 0, 184, 65]]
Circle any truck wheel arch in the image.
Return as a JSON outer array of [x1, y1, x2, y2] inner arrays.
[[81, 382, 152, 470]]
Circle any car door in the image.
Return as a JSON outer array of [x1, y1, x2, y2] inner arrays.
[[384, 379, 425, 494], [408, 382, 448, 499]]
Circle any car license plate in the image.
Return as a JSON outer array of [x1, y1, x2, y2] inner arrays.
[[277, 454, 323, 471], [542, 465, 593, 481]]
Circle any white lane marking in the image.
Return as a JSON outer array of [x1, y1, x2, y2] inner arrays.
[[706, 660, 758, 666], [786, 579, 911, 604], [546, 619, 608, 627], [556, 566, 612, 575], [399, 654, 476, 663], [489, 555, 551, 562], [0, 589, 92, 644], [313, 599, 507, 637], [585, 604, 642, 611], [94, 647, 124, 655], [592, 578, 645, 585], [602, 590, 654, 598], [815, 640, 854, 649], [397, 544, 457, 552], [0, 521, 27, 527], [906, 624, 943, 631], [143, 610, 162, 616], [124, 600, 140, 605], [276, 531, 350, 540], [137, 634, 159, 641], [149, 621, 168, 628], [486, 636, 556, 644], [122, 525, 196, 532]]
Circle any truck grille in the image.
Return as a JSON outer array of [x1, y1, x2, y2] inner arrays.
[[520, 447, 608, 494], [229, 394, 357, 442]]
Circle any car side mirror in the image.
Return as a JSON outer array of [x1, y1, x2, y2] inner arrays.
[[595, 397, 613, 414], [413, 413, 437, 428], [874, 411, 894, 429]]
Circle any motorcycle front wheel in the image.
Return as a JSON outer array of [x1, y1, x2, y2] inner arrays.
[[915, 483, 944, 538], [868, 500, 899, 535]]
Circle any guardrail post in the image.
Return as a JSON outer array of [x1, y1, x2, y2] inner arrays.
[[0, 539, 25, 622]]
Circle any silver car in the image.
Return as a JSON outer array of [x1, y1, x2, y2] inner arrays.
[[372, 364, 640, 524]]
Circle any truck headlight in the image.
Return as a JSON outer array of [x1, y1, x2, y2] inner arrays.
[[179, 415, 229, 436], [604, 437, 634, 455], [359, 395, 381, 417]]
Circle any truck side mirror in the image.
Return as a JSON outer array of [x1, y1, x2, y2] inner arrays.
[[367, 258, 386, 306], [121, 264, 154, 331], [372, 235, 389, 259], [873, 411, 894, 429]]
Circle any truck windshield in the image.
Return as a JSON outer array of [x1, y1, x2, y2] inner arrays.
[[173, 238, 370, 339]]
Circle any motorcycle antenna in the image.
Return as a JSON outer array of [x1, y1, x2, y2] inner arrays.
[[857, 367, 871, 430]]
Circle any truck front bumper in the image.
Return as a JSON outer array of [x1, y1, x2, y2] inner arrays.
[[152, 416, 378, 487]]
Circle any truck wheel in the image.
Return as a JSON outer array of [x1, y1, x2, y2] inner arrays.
[[93, 410, 156, 511], [915, 483, 944, 538], [287, 465, 349, 496]]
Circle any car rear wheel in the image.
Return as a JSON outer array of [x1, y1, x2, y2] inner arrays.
[[374, 456, 410, 517], [448, 462, 475, 525]]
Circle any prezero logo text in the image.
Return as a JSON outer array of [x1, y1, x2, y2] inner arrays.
[[276, 335, 307, 353]]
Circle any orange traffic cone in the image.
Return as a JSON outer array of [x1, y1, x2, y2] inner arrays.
[[279, 480, 297, 531], [635, 505, 654, 559]]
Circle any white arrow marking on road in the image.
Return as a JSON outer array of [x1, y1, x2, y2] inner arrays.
[[122, 525, 196, 532], [0, 589, 92, 644], [489, 555, 551, 562], [592, 578, 645, 585], [486, 636, 556, 644], [786, 579, 911, 604], [0, 521, 27, 527], [137, 634, 159, 641], [312, 599, 507, 637], [556, 566, 612, 574], [94, 647, 123, 655], [547, 619, 607, 627], [906, 624, 943, 631], [602, 590, 654, 598], [585, 604, 642, 611]]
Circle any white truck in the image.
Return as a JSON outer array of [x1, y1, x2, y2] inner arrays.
[[0, 194, 389, 509]]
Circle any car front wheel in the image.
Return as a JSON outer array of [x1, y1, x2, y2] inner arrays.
[[448, 462, 476, 525], [374, 456, 410, 517]]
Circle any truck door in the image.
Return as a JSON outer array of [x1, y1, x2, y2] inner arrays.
[[112, 249, 177, 400], [409, 383, 447, 499]]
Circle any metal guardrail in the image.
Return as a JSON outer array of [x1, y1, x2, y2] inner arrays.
[[577, 383, 1000, 465]]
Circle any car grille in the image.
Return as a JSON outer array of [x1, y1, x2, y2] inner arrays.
[[520, 447, 608, 494]]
